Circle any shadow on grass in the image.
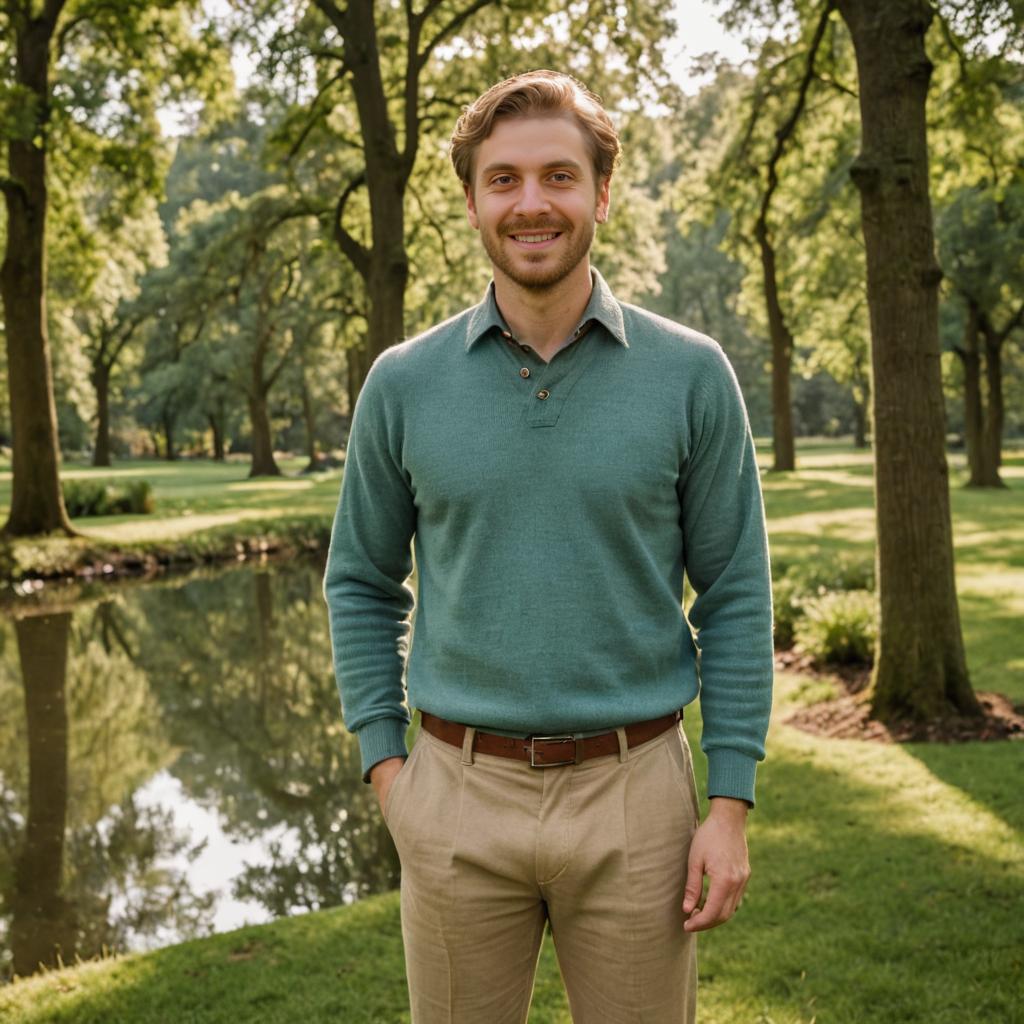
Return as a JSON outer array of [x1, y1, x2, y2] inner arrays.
[[698, 732, 1023, 1024], [958, 590, 1024, 702]]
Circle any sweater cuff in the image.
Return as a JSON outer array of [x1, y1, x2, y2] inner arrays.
[[357, 717, 411, 783], [706, 748, 759, 808]]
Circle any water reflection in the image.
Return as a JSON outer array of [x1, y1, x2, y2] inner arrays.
[[0, 556, 401, 982]]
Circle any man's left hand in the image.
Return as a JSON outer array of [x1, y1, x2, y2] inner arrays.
[[681, 796, 751, 932]]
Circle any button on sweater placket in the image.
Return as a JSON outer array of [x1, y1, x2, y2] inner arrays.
[[525, 334, 602, 428]]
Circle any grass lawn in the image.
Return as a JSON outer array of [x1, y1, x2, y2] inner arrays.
[[0, 456, 344, 544], [1, 441, 1022, 1022], [0, 456, 345, 582], [3, 684, 1021, 1023]]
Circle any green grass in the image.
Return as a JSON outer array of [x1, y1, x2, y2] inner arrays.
[[3, 681, 1021, 1023], [1, 442, 1022, 1021]]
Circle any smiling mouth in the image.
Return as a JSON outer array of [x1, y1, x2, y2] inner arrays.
[[506, 231, 564, 248]]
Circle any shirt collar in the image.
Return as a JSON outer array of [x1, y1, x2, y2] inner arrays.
[[464, 267, 628, 353]]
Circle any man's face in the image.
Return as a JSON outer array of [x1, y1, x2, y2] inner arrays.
[[464, 115, 611, 292]]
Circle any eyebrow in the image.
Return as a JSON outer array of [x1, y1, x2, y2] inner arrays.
[[481, 159, 585, 176]]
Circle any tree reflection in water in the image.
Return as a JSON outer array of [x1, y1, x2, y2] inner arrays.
[[0, 556, 402, 982]]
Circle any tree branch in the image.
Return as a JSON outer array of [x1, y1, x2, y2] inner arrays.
[[42, 0, 67, 28], [409, 180, 455, 272], [332, 173, 370, 278], [312, 0, 346, 37], [418, 0, 494, 72], [286, 67, 349, 163], [0, 176, 27, 205], [993, 301, 1024, 345], [756, 1, 835, 237]]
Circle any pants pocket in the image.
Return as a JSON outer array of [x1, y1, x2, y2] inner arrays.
[[662, 724, 701, 830], [382, 737, 419, 829]]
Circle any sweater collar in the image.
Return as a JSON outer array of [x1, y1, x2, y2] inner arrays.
[[464, 267, 628, 353]]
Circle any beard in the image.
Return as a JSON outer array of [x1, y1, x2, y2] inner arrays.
[[480, 216, 596, 292]]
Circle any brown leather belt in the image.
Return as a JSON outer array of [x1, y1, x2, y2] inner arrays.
[[419, 709, 682, 767]]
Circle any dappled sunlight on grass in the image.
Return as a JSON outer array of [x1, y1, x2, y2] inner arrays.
[[773, 717, 1022, 867], [74, 508, 283, 542], [767, 508, 876, 544], [226, 479, 317, 492], [793, 469, 875, 489]]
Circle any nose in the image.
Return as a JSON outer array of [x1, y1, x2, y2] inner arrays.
[[513, 176, 551, 218]]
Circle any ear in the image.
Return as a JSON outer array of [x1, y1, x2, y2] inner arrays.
[[464, 181, 480, 230], [595, 175, 611, 225]]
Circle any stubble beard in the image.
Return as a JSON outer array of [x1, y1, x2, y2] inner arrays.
[[482, 217, 596, 292]]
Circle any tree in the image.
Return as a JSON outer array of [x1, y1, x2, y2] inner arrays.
[[940, 183, 1024, 487], [67, 197, 168, 466], [1, 0, 74, 536], [746, 4, 836, 470], [835, 0, 980, 722], [0, 0, 227, 535]]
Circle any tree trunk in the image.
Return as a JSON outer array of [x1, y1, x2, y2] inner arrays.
[[837, 0, 979, 722], [980, 320, 1006, 482], [852, 393, 868, 448], [0, 12, 75, 537], [208, 410, 225, 462], [755, 226, 797, 471], [11, 611, 76, 978], [365, 247, 408, 373], [345, 344, 365, 427], [162, 410, 177, 461], [334, 0, 411, 390], [299, 360, 322, 472], [957, 299, 990, 486], [91, 360, 112, 467], [248, 392, 281, 477]]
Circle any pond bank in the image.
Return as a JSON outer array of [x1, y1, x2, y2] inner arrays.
[[0, 514, 332, 590]]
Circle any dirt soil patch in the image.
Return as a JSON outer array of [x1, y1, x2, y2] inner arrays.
[[777, 649, 1024, 743]]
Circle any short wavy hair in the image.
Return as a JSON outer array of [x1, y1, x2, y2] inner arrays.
[[450, 70, 620, 188]]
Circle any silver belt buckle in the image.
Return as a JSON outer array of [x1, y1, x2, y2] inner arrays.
[[528, 734, 582, 767]]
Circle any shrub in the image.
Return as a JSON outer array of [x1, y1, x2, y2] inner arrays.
[[771, 553, 875, 650], [772, 573, 805, 649], [794, 589, 877, 665], [787, 552, 875, 595], [63, 479, 155, 517]]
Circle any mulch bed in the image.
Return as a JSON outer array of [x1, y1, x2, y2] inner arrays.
[[776, 649, 1024, 743]]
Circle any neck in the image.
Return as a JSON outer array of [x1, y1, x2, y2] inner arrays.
[[492, 259, 594, 356]]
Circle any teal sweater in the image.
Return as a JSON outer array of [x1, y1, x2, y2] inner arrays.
[[323, 270, 773, 805]]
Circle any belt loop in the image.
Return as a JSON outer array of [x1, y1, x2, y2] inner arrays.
[[616, 726, 629, 763], [460, 725, 477, 766]]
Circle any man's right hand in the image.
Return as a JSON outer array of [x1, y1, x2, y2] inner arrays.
[[370, 755, 408, 816]]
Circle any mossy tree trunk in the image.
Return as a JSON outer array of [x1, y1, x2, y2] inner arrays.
[[0, 2, 75, 536], [837, 0, 980, 721]]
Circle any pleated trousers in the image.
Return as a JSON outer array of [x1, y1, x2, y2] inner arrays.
[[382, 716, 701, 1023]]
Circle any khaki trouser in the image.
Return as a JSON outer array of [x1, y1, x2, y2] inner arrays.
[[382, 717, 701, 1023]]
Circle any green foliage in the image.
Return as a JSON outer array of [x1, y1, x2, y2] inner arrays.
[[771, 570, 804, 649], [772, 551, 875, 649], [780, 550, 875, 593], [62, 479, 155, 517], [794, 588, 877, 665]]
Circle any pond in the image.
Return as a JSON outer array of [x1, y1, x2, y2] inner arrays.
[[0, 555, 401, 983]]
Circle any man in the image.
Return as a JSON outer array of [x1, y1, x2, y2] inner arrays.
[[323, 69, 773, 1023]]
